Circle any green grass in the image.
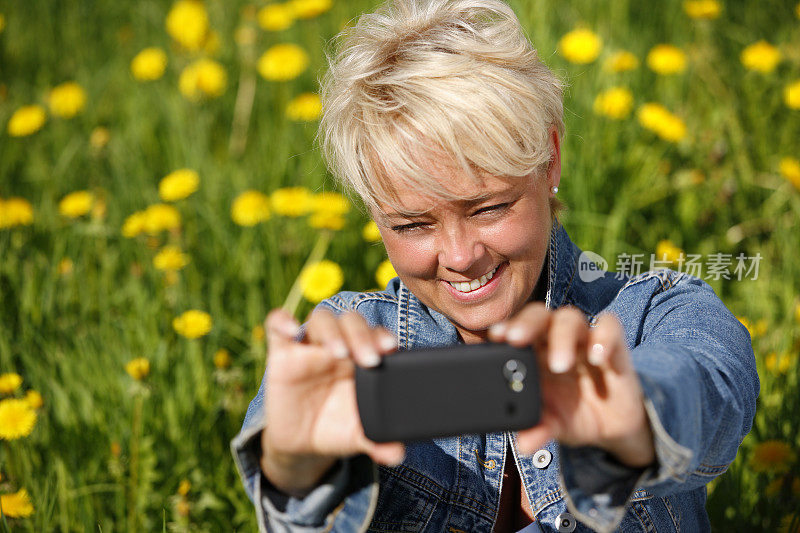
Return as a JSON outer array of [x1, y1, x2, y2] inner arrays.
[[0, 0, 798, 530]]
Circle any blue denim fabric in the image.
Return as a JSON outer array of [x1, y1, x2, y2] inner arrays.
[[230, 218, 759, 532]]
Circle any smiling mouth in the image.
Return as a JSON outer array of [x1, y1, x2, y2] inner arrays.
[[446, 265, 500, 293]]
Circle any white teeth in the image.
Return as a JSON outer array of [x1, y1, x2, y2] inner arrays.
[[448, 265, 499, 293]]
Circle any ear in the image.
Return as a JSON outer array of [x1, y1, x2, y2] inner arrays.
[[546, 126, 561, 192]]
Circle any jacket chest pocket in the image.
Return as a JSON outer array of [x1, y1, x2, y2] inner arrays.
[[368, 466, 440, 532]]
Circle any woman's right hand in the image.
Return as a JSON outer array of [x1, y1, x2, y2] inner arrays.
[[259, 307, 405, 498]]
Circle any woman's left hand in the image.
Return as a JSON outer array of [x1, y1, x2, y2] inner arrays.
[[488, 303, 655, 468]]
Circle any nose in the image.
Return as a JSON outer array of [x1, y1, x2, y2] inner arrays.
[[436, 221, 486, 273]]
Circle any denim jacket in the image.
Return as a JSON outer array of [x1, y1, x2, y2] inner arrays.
[[231, 218, 759, 532]]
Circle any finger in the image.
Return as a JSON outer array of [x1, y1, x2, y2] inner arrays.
[[372, 326, 398, 355], [586, 312, 630, 374], [305, 308, 350, 359], [516, 412, 561, 455], [340, 311, 382, 367], [265, 308, 301, 352], [488, 302, 550, 346], [364, 441, 406, 467], [547, 306, 589, 374]]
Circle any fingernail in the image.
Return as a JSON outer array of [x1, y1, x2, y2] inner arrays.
[[549, 351, 571, 374], [588, 343, 605, 366], [332, 342, 349, 359], [489, 322, 507, 336], [361, 349, 381, 368], [378, 335, 397, 352], [506, 327, 525, 343]]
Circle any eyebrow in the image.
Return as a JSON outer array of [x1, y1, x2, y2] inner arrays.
[[381, 191, 508, 220]]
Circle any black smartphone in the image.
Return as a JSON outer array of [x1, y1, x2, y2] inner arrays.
[[355, 342, 541, 442]]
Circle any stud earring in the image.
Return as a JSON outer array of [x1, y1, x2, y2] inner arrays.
[[551, 186, 559, 194]]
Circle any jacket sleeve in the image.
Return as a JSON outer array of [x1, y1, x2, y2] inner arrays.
[[557, 271, 759, 532], [229, 302, 380, 532]]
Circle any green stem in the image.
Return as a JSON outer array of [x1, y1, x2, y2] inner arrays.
[[282, 231, 332, 318], [127, 392, 143, 533]]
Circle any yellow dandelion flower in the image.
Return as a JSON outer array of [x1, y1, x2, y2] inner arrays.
[[683, 0, 721, 19], [48, 82, 87, 119], [786, 80, 800, 109], [58, 191, 94, 218], [593, 87, 634, 119], [750, 440, 795, 474], [287, 0, 332, 19], [376, 259, 397, 289], [299, 260, 344, 303], [110, 441, 122, 457], [125, 358, 150, 380], [309, 212, 346, 230], [655, 239, 685, 265], [231, 190, 271, 226], [122, 211, 147, 238], [177, 479, 191, 496], [252, 324, 265, 342], [258, 4, 295, 31], [0, 373, 23, 395], [779, 157, 800, 190], [0, 399, 37, 440], [178, 58, 227, 101], [89, 126, 110, 149], [257, 44, 309, 81], [143, 204, 181, 234], [286, 92, 322, 121], [0, 13, 5, 34], [603, 51, 639, 73], [131, 47, 168, 81], [362, 221, 382, 242], [173, 310, 213, 339], [740, 41, 781, 73], [7, 105, 47, 137], [0, 198, 34, 229], [159, 168, 200, 201], [558, 28, 602, 64], [153, 245, 190, 271], [765, 352, 794, 375], [795, 302, 800, 324], [311, 191, 350, 216], [0, 488, 34, 518], [24, 390, 43, 410], [797, 1, 800, 18], [271, 186, 313, 216], [637, 103, 687, 143], [166, 0, 209, 51], [646, 44, 687, 75], [213, 348, 232, 369]]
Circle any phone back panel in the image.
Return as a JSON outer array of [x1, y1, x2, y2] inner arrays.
[[356, 343, 541, 442]]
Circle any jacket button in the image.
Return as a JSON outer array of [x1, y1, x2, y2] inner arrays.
[[554, 512, 577, 533], [533, 449, 552, 469]]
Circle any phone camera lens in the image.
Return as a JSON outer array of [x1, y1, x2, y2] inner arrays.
[[503, 359, 526, 380]]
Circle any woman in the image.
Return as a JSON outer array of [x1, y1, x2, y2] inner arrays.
[[231, 0, 758, 531]]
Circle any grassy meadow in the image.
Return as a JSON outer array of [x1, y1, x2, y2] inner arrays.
[[1, 0, 799, 530]]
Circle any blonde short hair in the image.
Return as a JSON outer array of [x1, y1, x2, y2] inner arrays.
[[318, 0, 565, 216]]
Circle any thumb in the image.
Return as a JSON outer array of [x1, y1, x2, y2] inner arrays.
[[265, 308, 301, 352]]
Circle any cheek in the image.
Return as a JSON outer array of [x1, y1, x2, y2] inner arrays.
[[482, 215, 549, 259], [381, 234, 438, 277]]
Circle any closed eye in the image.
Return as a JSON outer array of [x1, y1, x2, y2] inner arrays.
[[390, 221, 429, 233], [473, 203, 510, 215]]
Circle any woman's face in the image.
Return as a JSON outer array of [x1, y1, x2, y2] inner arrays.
[[373, 147, 558, 344]]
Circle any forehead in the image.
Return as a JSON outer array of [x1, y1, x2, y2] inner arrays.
[[374, 169, 526, 219]]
